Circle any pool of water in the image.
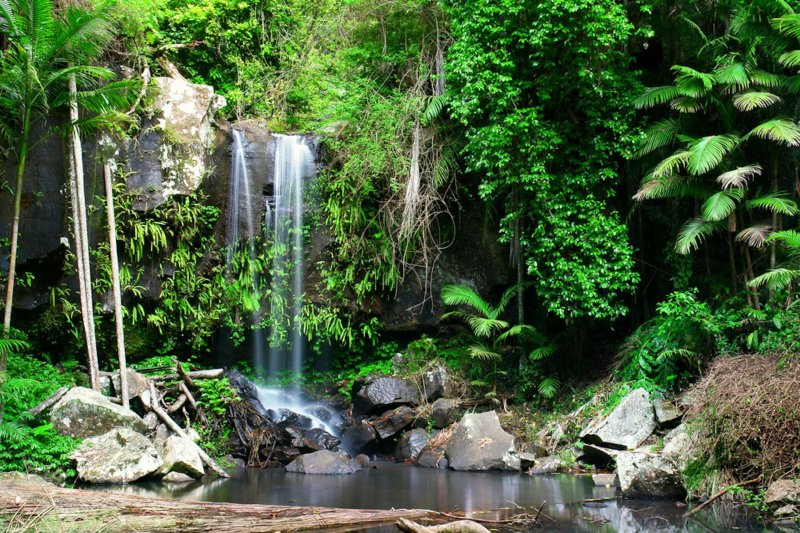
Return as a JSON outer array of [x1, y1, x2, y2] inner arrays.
[[90, 463, 774, 532]]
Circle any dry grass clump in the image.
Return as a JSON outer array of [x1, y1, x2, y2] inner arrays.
[[685, 354, 800, 484]]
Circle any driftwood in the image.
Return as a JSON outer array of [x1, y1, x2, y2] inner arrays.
[[683, 476, 762, 518], [0, 474, 430, 532], [27, 387, 68, 417], [150, 383, 230, 478], [156, 368, 224, 382]]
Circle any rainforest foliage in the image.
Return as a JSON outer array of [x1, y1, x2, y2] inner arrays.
[[2, 0, 800, 407]]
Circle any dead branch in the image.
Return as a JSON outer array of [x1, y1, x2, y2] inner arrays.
[[27, 387, 69, 417], [683, 476, 762, 518]]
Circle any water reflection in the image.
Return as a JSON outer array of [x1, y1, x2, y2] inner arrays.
[[89, 464, 775, 532]]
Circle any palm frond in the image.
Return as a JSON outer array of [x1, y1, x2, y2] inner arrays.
[[765, 229, 800, 250], [468, 343, 503, 361], [746, 193, 799, 215], [716, 165, 761, 189], [749, 268, 800, 290], [779, 50, 800, 68], [537, 377, 560, 399], [633, 174, 711, 201], [687, 134, 739, 175], [634, 86, 680, 109], [675, 218, 726, 254], [745, 118, 800, 146], [421, 94, 447, 126], [736, 224, 772, 248], [714, 62, 748, 90], [653, 150, 691, 178], [749, 70, 782, 88], [670, 96, 703, 113], [636, 118, 681, 157], [441, 284, 492, 318], [493, 283, 530, 319], [529, 344, 556, 361], [702, 188, 744, 221], [732, 90, 781, 112], [496, 324, 538, 343], [773, 13, 800, 39], [673, 65, 715, 97], [780, 75, 800, 95], [467, 316, 509, 338]]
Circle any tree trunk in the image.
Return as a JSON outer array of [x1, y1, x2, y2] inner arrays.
[[103, 160, 128, 408], [68, 73, 100, 390]]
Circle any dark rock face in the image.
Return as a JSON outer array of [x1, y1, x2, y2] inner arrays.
[[430, 398, 460, 428], [580, 388, 656, 450], [352, 377, 420, 416], [285, 450, 360, 475], [395, 429, 430, 461], [340, 421, 378, 454], [226, 369, 268, 418], [284, 426, 340, 452], [446, 411, 520, 471], [417, 445, 449, 469], [369, 405, 418, 440], [273, 410, 315, 431], [420, 365, 449, 401]]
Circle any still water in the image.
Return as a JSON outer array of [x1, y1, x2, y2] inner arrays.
[[92, 463, 774, 532]]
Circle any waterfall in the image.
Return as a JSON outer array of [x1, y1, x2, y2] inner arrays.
[[266, 134, 315, 378]]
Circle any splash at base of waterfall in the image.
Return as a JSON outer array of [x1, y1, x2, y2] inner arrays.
[[256, 386, 344, 437]]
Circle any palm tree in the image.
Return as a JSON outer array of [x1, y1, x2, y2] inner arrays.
[[0, 0, 132, 389], [441, 283, 558, 398]]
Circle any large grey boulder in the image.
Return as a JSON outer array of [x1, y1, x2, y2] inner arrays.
[[661, 424, 695, 472], [155, 436, 205, 479], [446, 411, 520, 471], [395, 429, 430, 461], [72, 427, 163, 483], [417, 445, 449, 469], [285, 450, 361, 475], [352, 377, 420, 416], [430, 398, 459, 428], [653, 399, 683, 428], [580, 388, 656, 450], [765, 479, 800, 512], [615, 451, 685, 498], [50, 387, 147, 438], [528, 455, 562, 475]]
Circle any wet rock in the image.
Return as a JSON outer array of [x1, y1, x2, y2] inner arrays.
[[340, 421, 378, 454], [369, 405, 418, 439], [284, 426, 340, 451], [73, 427, 163, 483], [226, 369, 268, 417], [616, 451, 685, 499], [162, 472, 195, 483], [421, 365, 449, 401], [580, 444, 620, 467], [523, 443, 548, 458], [518, 452, 539, 470], [285, 450, 361, 475], [765, 479, 800, 512], [155, 436, 204, 479], [143, 412, 158, 431], [273, 410, 314, 431], [447, 411, 520, 471], [352, 377, 420, 416], [580, 388, 656, 450], [528, 456, 562, 475], [395, 429, 430, 461], [593, 473, 619, 487], [430, 398, 459, 429], [417, 446, 449, 469], [653, 399, 683, 428], [50, 387, 147, 438]]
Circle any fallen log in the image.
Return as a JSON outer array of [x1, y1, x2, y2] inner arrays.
[[27, 387, 68, 417], [156, 368, 224, 382], [0, 473, 431, 532]]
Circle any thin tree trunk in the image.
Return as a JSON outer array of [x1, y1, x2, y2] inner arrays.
[[104, 160, 129, 408], [69, 73, 100, 390], [726, 223, 738, 295], [743, 244, 760, 310]]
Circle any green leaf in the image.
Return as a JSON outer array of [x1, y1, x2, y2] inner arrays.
[[653, 150, 691, 178], [637, 118, 680, 157], [736, 225, 772, 248], [714, 62, 748, 90], [634, 86, 680, 109], [676, 218, 726, 254], [537, 377, 560, 399], [673, 65, 715, 97], [732, 91, 781, 112], [745, 119, 800, 146], [687, 134, 739, 175], [779, 50, 800, 68], [702, 188, 744, 221], [746, 193, 799, 216], [529, 344, 556, 361], [468, 343, 502, 361], [749, 268, 800, 290], [670, 96, 703, 113], [749, 70, 782, 89], [633, 174, 711, 201]]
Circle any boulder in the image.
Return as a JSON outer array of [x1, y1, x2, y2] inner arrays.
[[765, 479, 800, 511], [340, 421, 378, 454], [420, 365, 449, 401], [72, 427, 163, 483], [430, 398, 459, 429], [284, 427, 340, 451], [580, 388, 656, 450], [162, 472, 195, 483], [271, 409, 315, 431], [143, 412, 158, 431], [661, 424, 695, 471], [369, 405, 418, 439], [653, 399, 682, 428], [285, 450, 361, 475], [227, 369, 268, 417], [352, 377, 420, 416], [50, 387, 147, 438], [518, 452, 539, 470], [446, 411, 520, 471], [417, 446, 449, 469], [522, 443, 548, 458], [111, 369, 151, 401], [156, 436, 205, 479], [615, 451, 686, 499], [579, 444, 620, 467], [528, 456, 562, 475], [395, 429, 430, 461]]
